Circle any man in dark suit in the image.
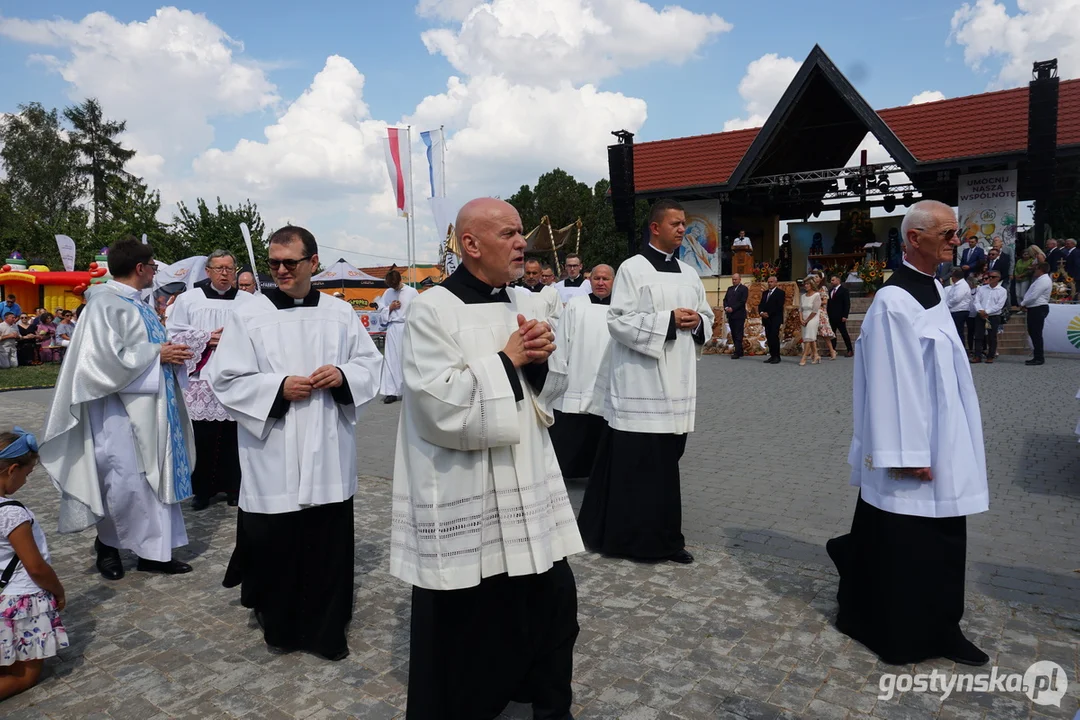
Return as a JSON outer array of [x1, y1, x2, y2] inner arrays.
[[826, 275, 853, 357], [1065, 238, 1080, 299], [1045, 238, 1063, 274], [986, 247, 1009, 284], [723, 273, 748, 359], [959, 237, 985, 276], [758, 275, 785, 364]]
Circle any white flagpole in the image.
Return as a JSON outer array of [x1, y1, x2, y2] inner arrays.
[[405, 125, 417, 285], [439, 125, 447, 198]]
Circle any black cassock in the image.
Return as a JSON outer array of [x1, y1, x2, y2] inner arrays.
[[577, 245, 702, 560], [549, 293, 610, 479], [222, 287, 356, 662], [406, 266, 579, 720], [827, 266, 971, 665]]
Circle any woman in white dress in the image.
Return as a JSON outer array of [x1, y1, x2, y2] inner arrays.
[[799, 277, 821, 366]]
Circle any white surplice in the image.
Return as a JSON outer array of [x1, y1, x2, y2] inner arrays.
[[205, 292, 382, 514], [39, 281, 193, 556], [378, 284, 419, 396], [848, 280, 990, 518], [555, 278, 592, 305], [603, 255, 715, 434], [168, 285, 258, 421], [390, 287, 584, 591], [552, 295, 610, 416], [514, 284, 563, 327]]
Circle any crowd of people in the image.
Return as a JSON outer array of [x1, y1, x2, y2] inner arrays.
[[0, 198, 1016, 715], [0, 300, 80, 369]]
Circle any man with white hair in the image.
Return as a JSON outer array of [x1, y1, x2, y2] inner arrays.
[[391, 198, 582, 718], [549, 263, 614, 478], [1045, 238, 1063, 274], [827, 200, 990, 667]]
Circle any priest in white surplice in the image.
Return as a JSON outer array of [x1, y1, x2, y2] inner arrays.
[[207, 226, 381, 661], [554, 252, 591, 304], [391, 198, 583, 719], [377, 268, 418, 404], [578, 200, 714, 565], [827, 200, 990, 667], [168, 250, 257, 510], [514, 258, 562, 326], [548, 263, 614, 479], [39, 236, 196, 580]]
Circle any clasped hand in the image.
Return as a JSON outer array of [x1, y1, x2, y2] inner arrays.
[[160, 342, 194, 365], [674, 308, 699, 330], [503, 314, 555, 368], [284, 365, 343, 401]]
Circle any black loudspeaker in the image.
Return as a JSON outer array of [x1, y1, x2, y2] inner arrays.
[[1027, 59, 1058, 241], [608, 142, 635, 233]]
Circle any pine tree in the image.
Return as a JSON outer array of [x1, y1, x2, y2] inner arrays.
[[64, 98, 136, 229]]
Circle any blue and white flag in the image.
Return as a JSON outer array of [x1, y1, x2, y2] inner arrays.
[[419, 128, 445, 198]]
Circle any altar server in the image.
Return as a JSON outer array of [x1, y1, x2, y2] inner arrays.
[[207, 226, 381, 661], [39, 237, 195, 580], [391, 198, 583, 719], [827, 200, 990, 667], [554, 252, 591, 304], [514, 258, 562, 326], [578, 199, 714, 564], [168, 250, 258, 510], [378, 269, 419, 404], [549, 263, 614, 478]]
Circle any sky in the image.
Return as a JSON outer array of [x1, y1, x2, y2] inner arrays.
[[1, 0, 1078, 266]]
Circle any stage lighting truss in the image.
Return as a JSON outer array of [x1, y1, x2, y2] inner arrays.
[[744, 162, 916, 202]]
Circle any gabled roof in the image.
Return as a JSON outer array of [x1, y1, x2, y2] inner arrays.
[[631, 49, 1080, 195]]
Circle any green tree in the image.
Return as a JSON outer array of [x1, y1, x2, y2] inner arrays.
[[64, 98, 136, 230], [0, 103, 88, 265], [90, 178, 176, 265], [172, 197, 267, 268]]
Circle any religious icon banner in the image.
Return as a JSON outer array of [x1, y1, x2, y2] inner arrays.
[[679, 200, 720, 277], [957, 170, 1018, 260]]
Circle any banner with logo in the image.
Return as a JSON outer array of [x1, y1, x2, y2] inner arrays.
[[54, 235, 76, 272], [1042, 304, 1080, 355], [957, 170, 1018, 261], [680, 199, 720, 277]]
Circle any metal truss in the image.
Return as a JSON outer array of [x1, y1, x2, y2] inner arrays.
[[743, 163, 905, 187]]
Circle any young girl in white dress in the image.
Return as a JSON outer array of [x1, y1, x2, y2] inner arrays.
[[0, 428, 68, 700], [799, 278, 822, 366]]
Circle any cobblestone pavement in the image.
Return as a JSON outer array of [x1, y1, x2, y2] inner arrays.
[[1, 354, 1077, 720]]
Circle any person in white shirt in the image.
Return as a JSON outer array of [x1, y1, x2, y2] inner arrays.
[[732, 230, 752, 249], [1020, 261, 1052, 366], [971, 270, 1008, 363], [553, 253, 591, 304], [377, 269, 419, 404], [827, 200, 990, 667], [513, 258, 562, 328], [0, 313, 19, 369], [944, 268, 972, 351]]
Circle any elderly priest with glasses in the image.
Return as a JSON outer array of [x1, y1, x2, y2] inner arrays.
[[391, 198, 583, 719], [827, 200, 990, 667], [39, 236, 196, 580], [207, 226, 382, 661]]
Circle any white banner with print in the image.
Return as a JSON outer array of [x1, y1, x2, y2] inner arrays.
[[1042, 304, 1080, 355], [957, 170, 1018, 261]]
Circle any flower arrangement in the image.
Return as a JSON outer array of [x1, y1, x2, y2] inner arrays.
[[857, 259, 886, 292], [751, 261, 777, 282]]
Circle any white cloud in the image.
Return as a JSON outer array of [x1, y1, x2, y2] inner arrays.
[[420, 0, 731, 87], [0, 7, 279, 169], [951, 0, 1080, 88], [908, 89, 946, 104], [723, 53, 801, 131], [415, 0, 481, 21]]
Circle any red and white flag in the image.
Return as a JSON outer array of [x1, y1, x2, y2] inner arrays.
[[383, 128, 411, 217]]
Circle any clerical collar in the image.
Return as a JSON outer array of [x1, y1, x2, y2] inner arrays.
[[563, 275, 586, 288], [265, 286, 321, 309], [523, 282, 543, 293], [642, 243, 680, 273], [201, 283, 238, 301], [441, 264, 511, 304], [105, 280, 141, 298], [903, 260, 933, 277], [588, 293, 610, 305], [884, 263, 940, 309]]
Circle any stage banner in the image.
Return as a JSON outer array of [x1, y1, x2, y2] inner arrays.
[[680, 199, 720, 277], [1043, 304, 1080, 355], [957, 170, 1018, 260]]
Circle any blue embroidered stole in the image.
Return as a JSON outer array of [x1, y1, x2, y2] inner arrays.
[[120, 296, 193, 501]]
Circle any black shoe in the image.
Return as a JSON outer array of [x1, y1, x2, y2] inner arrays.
[[136, 558, 193, 575], [226, 494, 239, 507], [668, 549, 694, 564], [1025, 359, 1044, 366], [944, 636, 990, 666], [95, 538, 124, 580], [762, 357, 773, 363], [191, 496, 210, 511], [769, 357, 781, 364], [382, 395, 398, 404]]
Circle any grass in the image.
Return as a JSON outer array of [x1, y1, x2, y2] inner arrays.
[[0, 363, 61, 391]]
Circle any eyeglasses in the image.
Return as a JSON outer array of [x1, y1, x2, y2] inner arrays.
[[268, 256, 312, 271], [140, 262, 158, 274], [207, 266, 236, 274]]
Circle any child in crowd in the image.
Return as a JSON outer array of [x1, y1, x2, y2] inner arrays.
[[0, 428, 68, 700]]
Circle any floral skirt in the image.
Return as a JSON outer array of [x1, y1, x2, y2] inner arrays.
[[0, 591, 69, 665]]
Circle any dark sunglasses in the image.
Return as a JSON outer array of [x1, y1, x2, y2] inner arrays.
[[268, 256, 312, 271]]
